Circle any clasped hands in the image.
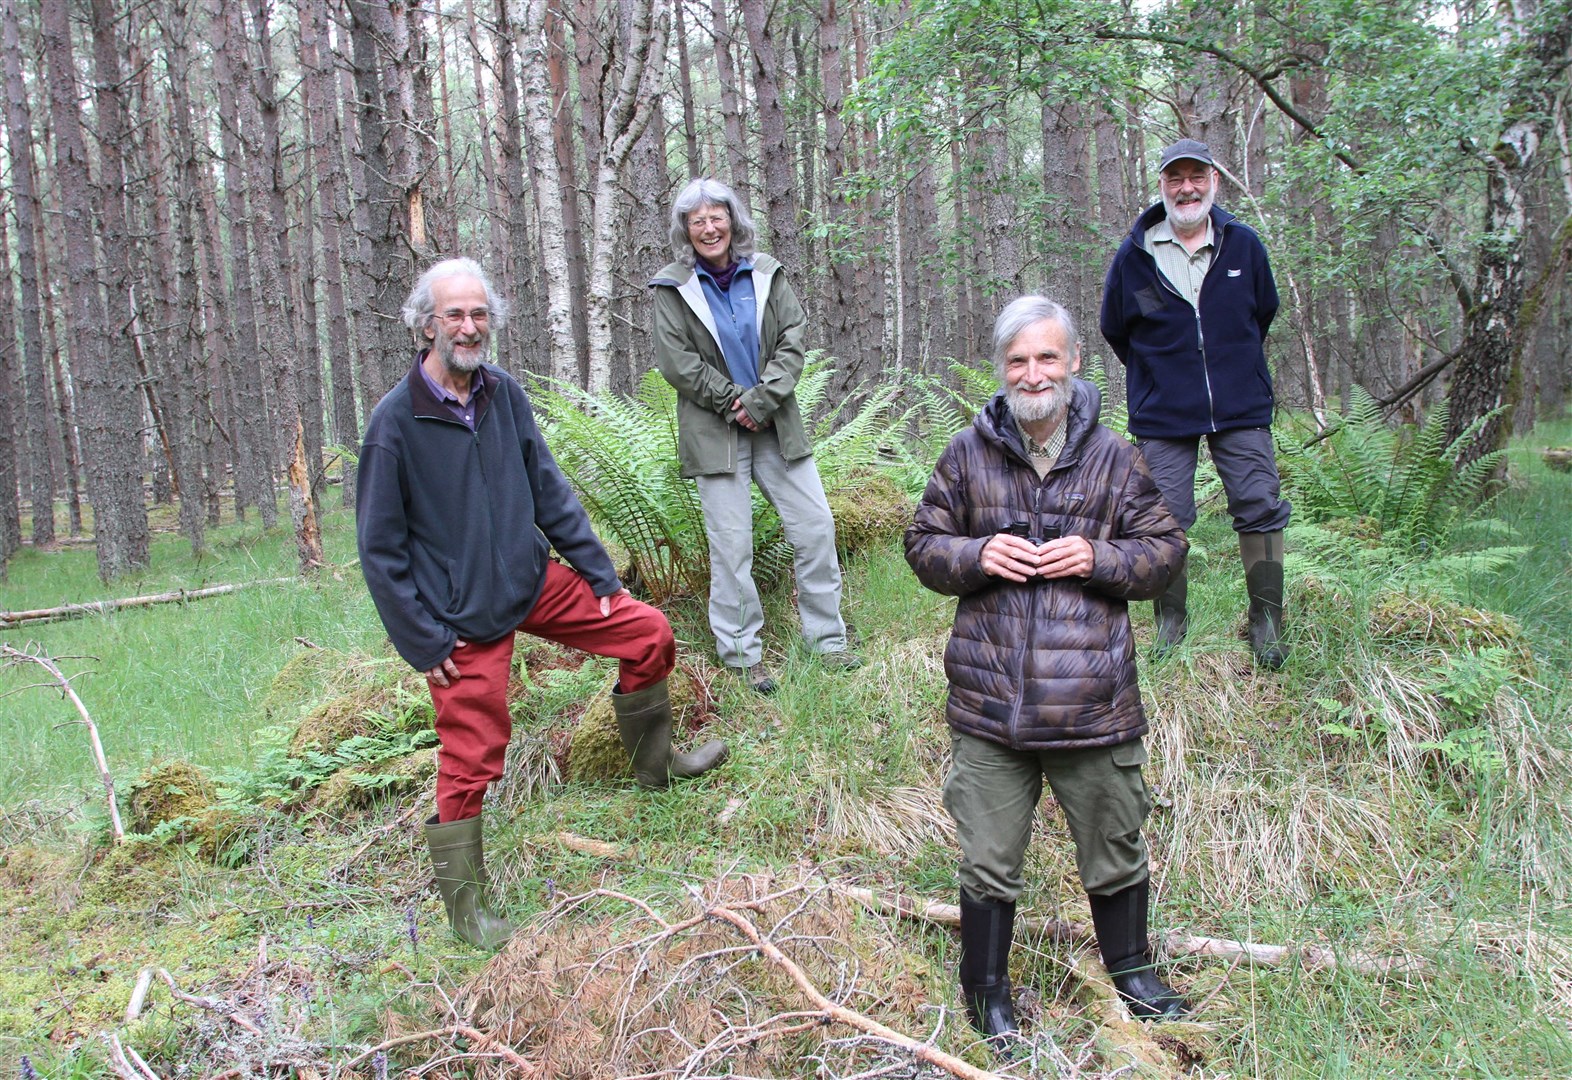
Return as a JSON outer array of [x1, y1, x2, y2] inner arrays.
[[980, 531, 1094, 583], [731, 398, 764, 432]]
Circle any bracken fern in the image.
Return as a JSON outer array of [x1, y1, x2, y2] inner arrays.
[[531, 356, 909, 602], [1277, 386, 1507, 556]]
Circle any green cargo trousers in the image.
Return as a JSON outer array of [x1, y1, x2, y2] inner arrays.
[[942, 731, 1152, 902]]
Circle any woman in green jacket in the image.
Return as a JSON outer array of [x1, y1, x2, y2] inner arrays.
[[650, 178, 860, 692]]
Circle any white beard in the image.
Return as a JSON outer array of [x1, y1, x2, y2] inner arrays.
[[437, 332, 488, 373], [1007, 376, 1072, 423], [1163, 186, 1214, 231]]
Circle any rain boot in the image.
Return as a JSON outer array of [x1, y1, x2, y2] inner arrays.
[[1153, 562, 1189, 653], [1240, 530, 1287, 670], [1088, 879, 1188, 1021], [424, 813, 515, 950], [958, 890, 1019, 1049], [613, 678, 729, 790]]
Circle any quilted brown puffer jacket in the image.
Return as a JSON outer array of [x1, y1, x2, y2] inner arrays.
[[905, 379, 1186, 750]]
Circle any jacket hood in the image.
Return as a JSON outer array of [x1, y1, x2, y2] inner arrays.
[[1129, 202, 1239, 248], [976, 377, 1103, 469]]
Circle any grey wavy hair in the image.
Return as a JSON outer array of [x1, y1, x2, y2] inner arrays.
[[991, 295, 1077, 380], [401, 257, 510, 333], [669, 178, 758, 267]]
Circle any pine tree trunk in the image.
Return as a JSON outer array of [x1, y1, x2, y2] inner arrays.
[[302, 0, 361, 507], [1, 0, 57, 546], [710, 0, 752, 206], [740, 0, 803, 273], [48, 0, 149, 579], [520, 0, 581, 385]]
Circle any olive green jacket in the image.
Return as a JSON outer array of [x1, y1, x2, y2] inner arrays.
[[649, 253, 811, 477]]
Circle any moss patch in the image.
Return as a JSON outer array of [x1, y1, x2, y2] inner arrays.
[[827, 470, 915, 558]]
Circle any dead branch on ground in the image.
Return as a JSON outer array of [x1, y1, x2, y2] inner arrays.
[[0, 577, 295, 629], [1, 644, 123, 840]]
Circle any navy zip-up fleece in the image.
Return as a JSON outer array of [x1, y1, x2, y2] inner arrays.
[[357, 355, 621, 672], [1099, 203, 1280, 439]]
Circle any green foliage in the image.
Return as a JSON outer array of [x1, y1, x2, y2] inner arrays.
[[211, 688, 437, 810], [532, 356, 909, 600], [1277, 387, 1509, 556]]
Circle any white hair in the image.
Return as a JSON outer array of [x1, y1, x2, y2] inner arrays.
[[401, 257, 510, 332], [991, 296, 1076, 381]]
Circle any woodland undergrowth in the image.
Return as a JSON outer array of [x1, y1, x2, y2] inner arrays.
[[1, 400, 1569, 1078]]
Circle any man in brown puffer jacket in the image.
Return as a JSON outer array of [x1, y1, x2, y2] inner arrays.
[[906, 295, 1190, 1047]]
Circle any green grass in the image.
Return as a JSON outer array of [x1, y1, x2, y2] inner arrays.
[[3, 425, 1572, 1076], [0, 508, 386, 806]]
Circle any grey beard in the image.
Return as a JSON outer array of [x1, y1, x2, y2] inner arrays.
[[437, 333, 487, 373], [1007, 378, 1072, 424]]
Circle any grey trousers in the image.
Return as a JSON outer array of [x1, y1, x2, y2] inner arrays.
[[942, 731, 1152, 901], [1136, 426, 1291, 533], [694, 427, 848, 668]]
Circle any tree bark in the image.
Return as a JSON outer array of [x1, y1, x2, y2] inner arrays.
[[302, 0, 361, 507], [520, 0, 581, 385], [741, 0, 804, 273], [710, 0, 752, 206], [47, 0, 149, 578], [1, 0, 56, 546], [582, 0, 669, 393], [211, 0, 275, 525]]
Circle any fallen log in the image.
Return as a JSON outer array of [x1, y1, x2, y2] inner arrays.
[[0, 578, 295, 629]]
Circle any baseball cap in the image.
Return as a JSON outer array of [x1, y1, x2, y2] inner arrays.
[[1158, 139, 1215, 171]]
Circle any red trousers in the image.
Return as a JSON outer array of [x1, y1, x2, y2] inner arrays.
[[427, 560, 675, 821]]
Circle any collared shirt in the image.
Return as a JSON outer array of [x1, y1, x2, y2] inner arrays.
[[1015, 413, 1068, 479], [1144, 216, 1214, 310], [695, 256, 761, 389], [418, 355, 489, 431]]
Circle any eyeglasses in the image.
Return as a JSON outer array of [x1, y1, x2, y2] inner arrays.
[[1161, 171, 1212, 191], [436, 308, 490, 328], [687, 213, 730, 230]]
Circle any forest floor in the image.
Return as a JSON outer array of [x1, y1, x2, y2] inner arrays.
[[2, 419, 1571, 1078]]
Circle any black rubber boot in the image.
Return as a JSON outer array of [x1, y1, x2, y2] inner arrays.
[[1240, 531, 1287, 670], [613, 678, 728, 790], [424, 813, 515, 950], [958, 890, 1019, 1049], [1153, 563, 1189, 653], [1088, 880, 1188, 1021]]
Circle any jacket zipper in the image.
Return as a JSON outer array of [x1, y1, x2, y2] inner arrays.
[[1149, 232, 1220, 433], [1007, 477, 1048, 746]]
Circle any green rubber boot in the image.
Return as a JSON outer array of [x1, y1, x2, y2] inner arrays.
[[1153, 563, 1189, 653], [1240, 531, 1287, 670], [424, 813, 515, 950], [613, 678, 729, 790]]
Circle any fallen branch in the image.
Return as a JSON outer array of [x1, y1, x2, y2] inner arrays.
[[834, 883, 1088, 944], [836, 881, 1427, 976], [1159, 931, 1429, 975], [0, 578, 295, 629], [704, 901, 1007, 1080], [337, 1025, 538, 1073], [151, 968, 264, 1036], [1, 645, 123, 841]]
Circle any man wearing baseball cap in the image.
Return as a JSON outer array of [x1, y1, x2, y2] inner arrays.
[[1099, 139, 1291, 669]]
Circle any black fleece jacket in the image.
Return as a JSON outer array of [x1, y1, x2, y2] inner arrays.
[[356, 356, 621, 672], [1099, 203, 1280, 439]]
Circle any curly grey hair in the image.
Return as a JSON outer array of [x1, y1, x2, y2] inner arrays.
[[991, 295, 1077, 380], [668, 178, 758, 267], [401, 257, 511, 333]]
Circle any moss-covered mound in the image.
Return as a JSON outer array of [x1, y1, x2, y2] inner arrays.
[[128, 760, 216, 833], [289, 679, 433, 756], [826, 470, 915, 557], [566, 667, 714, 782], [309, 750, 437, 814], [1369, 592, 1535, 673]]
